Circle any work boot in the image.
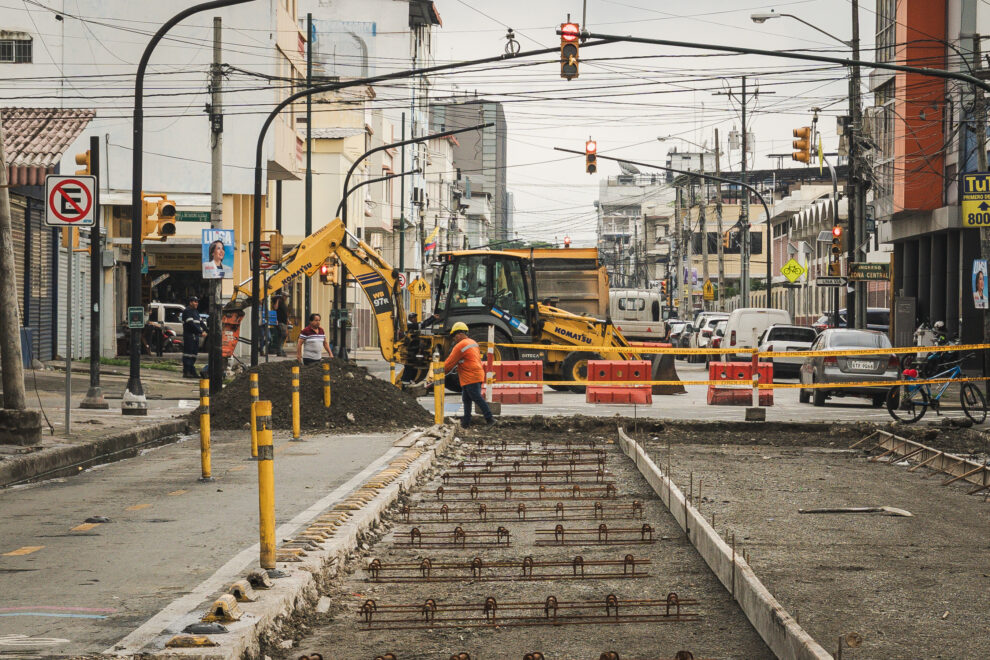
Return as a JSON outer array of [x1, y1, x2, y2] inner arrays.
[[485, 417, 498, 428]]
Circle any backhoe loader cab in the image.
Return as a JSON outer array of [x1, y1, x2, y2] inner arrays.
[[427, 251, 542, 364]]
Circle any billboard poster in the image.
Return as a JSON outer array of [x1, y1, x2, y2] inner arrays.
[[202, 228, 234, 279], [973, 258, 988, 310]]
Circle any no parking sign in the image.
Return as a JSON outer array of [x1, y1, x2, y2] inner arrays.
[[45, 175, 96, 226]]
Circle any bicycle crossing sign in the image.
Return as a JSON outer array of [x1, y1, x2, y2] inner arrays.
[[45, 175, 96, 226], [780, 258, 806, 283]]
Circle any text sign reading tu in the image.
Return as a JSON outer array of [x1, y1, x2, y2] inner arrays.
[[45, 175, 96, 226], [961, 172, 990, 228]]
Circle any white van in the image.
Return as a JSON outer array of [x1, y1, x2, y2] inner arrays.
[[609, 289, 668, 341], [723, 307, 792, 361]]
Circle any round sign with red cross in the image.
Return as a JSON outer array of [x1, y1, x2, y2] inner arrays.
[[45, 175, 96, 226]]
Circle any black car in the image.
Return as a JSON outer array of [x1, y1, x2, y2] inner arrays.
[[813, 307, 890, 333]]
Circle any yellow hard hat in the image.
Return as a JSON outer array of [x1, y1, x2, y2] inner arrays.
[[449, 322, 469, 335]]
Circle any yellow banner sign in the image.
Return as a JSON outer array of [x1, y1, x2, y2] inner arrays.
[[961, 172, 990, 227]]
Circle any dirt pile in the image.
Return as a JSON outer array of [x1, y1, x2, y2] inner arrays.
[[206, 359, 431, 432]]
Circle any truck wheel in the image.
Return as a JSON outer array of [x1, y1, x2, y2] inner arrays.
[[562, 352, 601, 393]]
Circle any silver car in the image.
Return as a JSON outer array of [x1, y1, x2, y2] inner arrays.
[[799, 329, 899, 407]]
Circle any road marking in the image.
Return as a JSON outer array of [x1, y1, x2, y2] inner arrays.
[[71, 523, 100, 532], [0, 633, 71, 647], [125, 503, 151, 511], [2, 546, 44, 556], [105, 442, 408, 656], [167, 489, 187, 496], [0, 606, 116, 613], [0, 612, 108, 619], [229, 465, 246, 472]]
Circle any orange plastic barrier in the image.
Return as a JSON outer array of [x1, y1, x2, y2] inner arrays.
[[708, 361, 773, 406], [586, 360, 652, 405], [492, 361, 543, 404]]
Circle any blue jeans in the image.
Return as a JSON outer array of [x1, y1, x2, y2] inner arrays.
[[460, 382, 493, 426]]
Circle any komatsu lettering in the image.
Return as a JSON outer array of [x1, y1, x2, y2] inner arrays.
[[552, 326, 593, 344]]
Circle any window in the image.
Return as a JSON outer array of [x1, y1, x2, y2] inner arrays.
[[767, 327, 816, 343], [617, 298, 645, 311], [164, 307, 183, 324], [493, 257, 527, 317], [0, 37, 32, 63], [450, 255, 488, 309]]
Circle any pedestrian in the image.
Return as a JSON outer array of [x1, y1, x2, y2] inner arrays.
[[296, 313, 332, 365], [271, 294, 288, 356], [442, 322, 496, 428], [181, 296, 207, 378]]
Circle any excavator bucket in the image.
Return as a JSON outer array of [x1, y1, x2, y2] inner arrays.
[[221, 309, 244, 358], [651, 354, 685, 395]]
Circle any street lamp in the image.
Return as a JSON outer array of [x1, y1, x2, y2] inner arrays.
[[749, 11, 852, 47]]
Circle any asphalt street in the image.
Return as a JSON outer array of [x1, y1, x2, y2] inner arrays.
[[0, 427, 398, 656]]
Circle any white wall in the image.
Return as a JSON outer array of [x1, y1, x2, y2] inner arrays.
[[0, 0, 288, 195]]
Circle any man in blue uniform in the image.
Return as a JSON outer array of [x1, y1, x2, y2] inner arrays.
[[181, 296, 207, 378]]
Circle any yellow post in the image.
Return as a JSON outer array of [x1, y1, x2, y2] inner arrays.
[[249, 373, 259, 458], [291, 365, 302, 441], [432, 359, 445, 425], [253, 400, 275, 569], [322, 362, 331, 408], [198, 379, 213, 482]]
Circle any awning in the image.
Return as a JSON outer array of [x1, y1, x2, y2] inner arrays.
[[2, 107, 96, 186]]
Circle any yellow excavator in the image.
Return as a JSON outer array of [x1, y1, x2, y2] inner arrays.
[[222, 219, 682, 393]]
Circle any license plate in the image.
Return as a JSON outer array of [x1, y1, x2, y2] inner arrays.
[[848, 359, 877, 370]]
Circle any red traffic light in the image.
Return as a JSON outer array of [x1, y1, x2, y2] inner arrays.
[[561, 22, 579, 42], [320, 263, 330, 275], [831, 225, 842, 238], [585, 139, 597, 154], [564, 236, 571, 247]]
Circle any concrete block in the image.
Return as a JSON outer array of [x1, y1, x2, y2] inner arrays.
[[745, 407, 767, 421], [0, 409, 41, 446]]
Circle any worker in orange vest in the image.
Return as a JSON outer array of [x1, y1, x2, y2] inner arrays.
[[443, 322, 497, 428]]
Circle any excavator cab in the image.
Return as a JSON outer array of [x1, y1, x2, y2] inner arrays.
[[427, 251, 542, 364]]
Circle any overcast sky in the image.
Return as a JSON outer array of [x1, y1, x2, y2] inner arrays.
[[430, 0, 874, 245]]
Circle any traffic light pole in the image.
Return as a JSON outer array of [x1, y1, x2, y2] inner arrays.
[[246, 42, 609, 365], [81, 135, 107, 410], [208, 16, 224, 395], [125, 0, 253, 415], [847, 0, 865, 329]]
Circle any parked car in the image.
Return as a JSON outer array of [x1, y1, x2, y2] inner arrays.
[[147, 301, 186, 338], [723, 307, 792, 361], [689, 312, 729, 363], [669, 322, 695, 360], [757, 324, 817, 378], [812, 307, 890, 333], [799, 328, 899, 407], [707, 319, 728, 364]]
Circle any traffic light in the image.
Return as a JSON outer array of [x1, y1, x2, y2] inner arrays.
[[585, 139, 597, 174], [61, 227, 79, 249], [828, 261, 841, 277], [267, 231, 283, 262], [661, 280, 668, 297], [156, 199, 176, 237], [140, 193, 176, 241], [74, 150, 91, 175], [319, 259, 333, 285], [560, 22, 579, 80], [792, 127, 812, 164], [830, 224, 843, 260]]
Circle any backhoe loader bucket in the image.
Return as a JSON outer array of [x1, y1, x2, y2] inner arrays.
[[651, 354, 685, 395], [221, 309, 244, 358]]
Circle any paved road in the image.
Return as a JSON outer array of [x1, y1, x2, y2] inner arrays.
[[0, 427, 400, 656], [355, 356, 952, 424]]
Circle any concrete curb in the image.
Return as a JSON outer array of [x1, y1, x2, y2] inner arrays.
[[617, 427, 833, 660], [0, 419, 189, 488], [131, 424, 454, 659]]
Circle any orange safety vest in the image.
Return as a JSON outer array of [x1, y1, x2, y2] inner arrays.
[[444, 337, 484, 386]]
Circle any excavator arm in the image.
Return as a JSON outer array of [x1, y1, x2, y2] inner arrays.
[[222, 219, 407, 361]]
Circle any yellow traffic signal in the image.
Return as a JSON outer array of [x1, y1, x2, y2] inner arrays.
[[74, 150, 91, 175], [61, 227, 79, 248], [560, 22, 579, 80], [792, 127, 812, 164], [267, 231, 283, 261], [828, 261, 841, 277], [319, 258, 337, 285], [585, 139, 597, 174], [156, 199, 176, 237], [140, 193, 176, 241]]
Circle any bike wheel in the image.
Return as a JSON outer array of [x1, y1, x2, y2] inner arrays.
[[886, 385, 928, 423], [960, 383, 987, 424]]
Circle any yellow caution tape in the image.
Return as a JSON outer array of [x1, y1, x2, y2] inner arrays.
[[489, 342, 990, 358], [495, 376, 990, 389]]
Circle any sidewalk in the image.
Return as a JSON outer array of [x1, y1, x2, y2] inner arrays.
[[0, 366, 197, 487]]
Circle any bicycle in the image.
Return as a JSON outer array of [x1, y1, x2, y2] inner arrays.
[[885, 352, 987, 424]]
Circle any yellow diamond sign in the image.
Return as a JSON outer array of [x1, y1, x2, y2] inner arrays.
[[781, 258, 806, 283]]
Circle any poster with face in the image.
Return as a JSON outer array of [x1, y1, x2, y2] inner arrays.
[[202, 229, 234, 279], [973, 259, 988, 310]]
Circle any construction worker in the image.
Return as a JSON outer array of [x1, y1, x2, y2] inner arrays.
[[443, 322, 496, 428]]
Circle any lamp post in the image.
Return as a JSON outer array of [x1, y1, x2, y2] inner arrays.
[[123, 0, 255, 416], [751, 7, 863, 327]]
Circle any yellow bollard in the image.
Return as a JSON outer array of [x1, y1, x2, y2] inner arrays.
[[322, 362, 331, 408], [291, 365, 302, 441], [253, 400, 275, 569], [432, 359, 445, 425], [249, 373, 259, 458], [198, 379, 213, 482]]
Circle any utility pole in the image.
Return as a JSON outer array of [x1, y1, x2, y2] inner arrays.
[[740, 75, 751, 306], [399, 113, 406, 272], [304, 12, 313, 320], [848, 0, 865, 328], [81, 134, 107, 409], [684, 178, 694, 312], [974, 35, 989, 394], [699, 152, 709, 311], [714, 128, 725, 311], [208, 16, 224, 395], [0, 116, 26, 411], [677, 185, 690, 312]]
